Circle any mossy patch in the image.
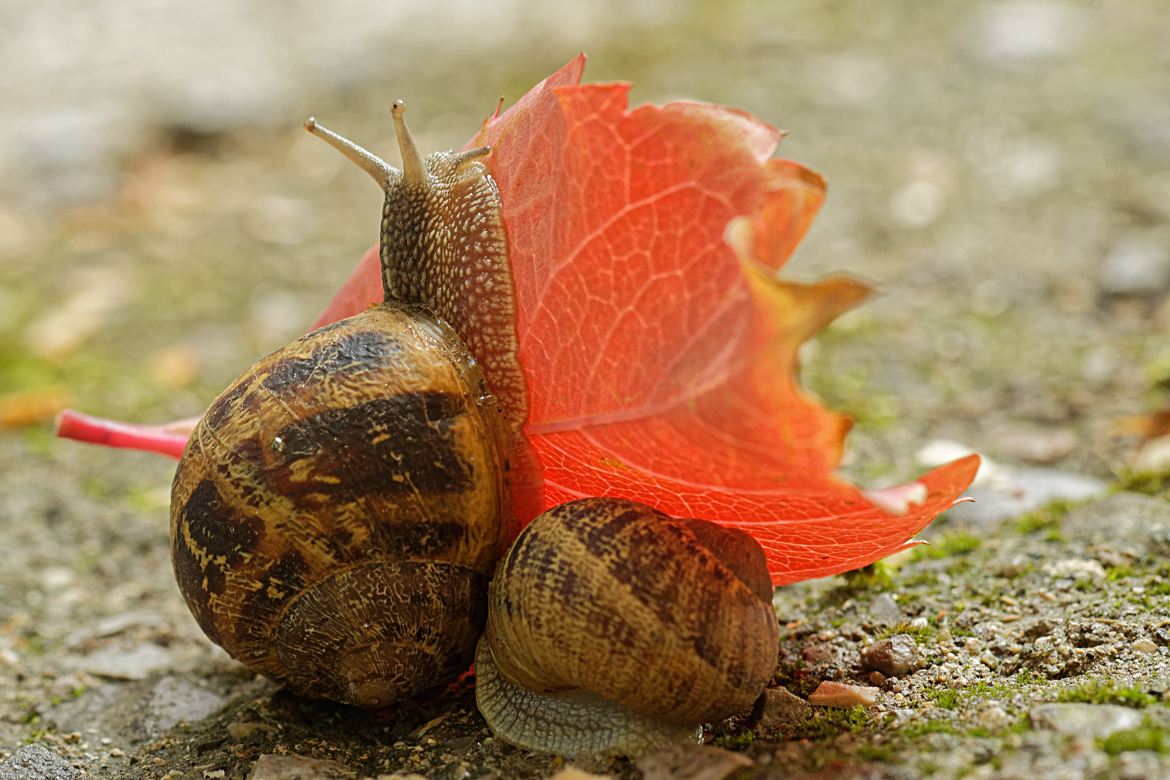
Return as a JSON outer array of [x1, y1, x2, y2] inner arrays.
[[912, 532, 982, 561], [1056, 679, 1160, 708]]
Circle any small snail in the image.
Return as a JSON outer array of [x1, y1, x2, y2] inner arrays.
[[475, 499, 779, 756], [169, 101, 780, 750]]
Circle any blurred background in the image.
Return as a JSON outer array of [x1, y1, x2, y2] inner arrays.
[[2, 0, 1169, 501]]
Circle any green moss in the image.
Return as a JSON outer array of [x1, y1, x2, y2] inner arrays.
[[1056, 679, 1158, 708], [899, 719, 959, 738], [875, 621, 937, 643], [856, 744, 897, 762], [788, 706, 874, 740], [842, 562, 895, 591], [928, 689, 962, 709], [1106, 564, 1135, 582], [1013, 499, 1076, 536], [1113, 469, 1170, 498], [1100, 721, 1169, 755], [912, 531, 982, 561]]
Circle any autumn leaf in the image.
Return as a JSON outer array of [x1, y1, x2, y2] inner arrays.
[[57, 55, 979, 585]]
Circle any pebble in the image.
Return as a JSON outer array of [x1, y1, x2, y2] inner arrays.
[[1061, 492, 1170, 548], [914, 440, 1106, 523], [949, 467, 1106, 525], [1097, 235, 1170, 297], [757, 687, 812, 731], [141, 677, 227, 737], [987, 423, 1077, 464], [968, 0, 1087, 64], [636, 745, 753, 780], [807, 681, 879, 708], [78, 642, 172, 680], [0, 744, 81, 780], [974, 702, 1012, 732], [248, 754, 356, 780], [866, 593, 905, 626], [1029, 703, 1143, 739], [1133, 638, 1159, 654], [1042, 558, 1106, 583], [860, 634, 920, 677]]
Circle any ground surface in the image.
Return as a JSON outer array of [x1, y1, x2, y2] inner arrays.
[[2, 1, 1169, 778]]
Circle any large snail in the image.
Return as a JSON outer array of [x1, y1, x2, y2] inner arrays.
[[168, 102, 780, 753]]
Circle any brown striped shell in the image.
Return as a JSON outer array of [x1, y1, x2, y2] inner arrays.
[[171, 304, 512, 709], [475, 498, 780, 755]]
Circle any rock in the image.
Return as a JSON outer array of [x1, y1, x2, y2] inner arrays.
[[757, 687, 812, 731], [1044, 558, 1106, 581], [968, 0, 1087, 64], [0, 744, 80, 780], [141, 677, 226, 737], [860, 634, 920, 677], [987, 423, 1077, 464], [1097, 235, 1170, 297], [1029, 703, 1143, 739], [949, 467, 1106, 525], [866, 593, 905, 626], [548, 770, 612, 780], [248, 754, 356, 780], [636, 745, 754, 780], [807, 681, 879, 708], [974, 703, 1012, 732], [1061, 492, 1170, 548], [1133, 638, 1159, 654], [77, 642, 172, 680]]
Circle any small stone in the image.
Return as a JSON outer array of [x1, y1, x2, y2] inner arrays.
[[860, 634, 920, 677], [636, 745, 753, 780], [987, 422, 1077, 464], [227, 721, 277, 739], [1043, 558, 1106, 583], [142, 677, 226, 737], [0, 744, 81, 780], [801, 644, 833, 663], [807, 681, 879, 708], [866, 593, 905, 626], [1061, 492, 1170, 547], [974, 703, 1012, 732], [248, 754, 356, 780], [1097, 235, 1170, 297], [869, 671, 888, 686], [968, 0, 1087, 64], [78, 642, 172, 680], [1029, 703, 1143, 739], [757, 687, 812, 731], [1133, 638, 1159, 654], [946, 466, 1106, 525]]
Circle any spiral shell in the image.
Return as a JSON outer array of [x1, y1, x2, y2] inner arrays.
[[170, 304, 512, 708], [475, 498, 779, 755]]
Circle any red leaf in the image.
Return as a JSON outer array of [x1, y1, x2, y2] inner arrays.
[[58, 55, 978, 585]]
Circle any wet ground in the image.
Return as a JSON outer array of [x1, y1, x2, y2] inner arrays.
[[2, 1, 1169, 778]]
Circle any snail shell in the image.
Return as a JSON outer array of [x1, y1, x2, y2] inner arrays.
[[171, 305, 511, 707], [475, 498, 780, 755]]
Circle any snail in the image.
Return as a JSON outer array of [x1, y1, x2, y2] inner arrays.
[[475, 498, 779, 756], [168, 100, 781, 751]]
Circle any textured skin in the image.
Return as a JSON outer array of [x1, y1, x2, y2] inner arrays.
[[478, 498, 779, 754], [170, 304, 511, 708], [380, 151, 527, 430], [474, 639, 700, 756]]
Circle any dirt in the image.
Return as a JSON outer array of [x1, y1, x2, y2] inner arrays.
[[3, 1, 1170, 778]]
